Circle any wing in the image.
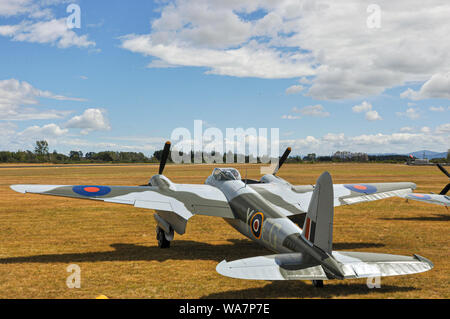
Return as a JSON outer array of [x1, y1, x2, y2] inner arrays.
[[216, 251, 433, 281], [10, 183, 235, 220], [249, 182, 416, 217], [403, 193, 450, 207]]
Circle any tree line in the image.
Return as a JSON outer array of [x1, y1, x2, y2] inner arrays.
[[0, 141, 448, 164]]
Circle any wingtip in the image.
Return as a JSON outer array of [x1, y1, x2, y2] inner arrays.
[[413, 254, 434, 269], [10, 185, 27, 194], [216, 260, 229, 275]]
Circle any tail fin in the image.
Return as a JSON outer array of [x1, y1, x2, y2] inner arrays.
[[302, 171, 334, 253]]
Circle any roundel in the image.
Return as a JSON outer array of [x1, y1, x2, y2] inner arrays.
[[250, 212, 264, 239], [408, 193, 432, 200], [72, 185, 111, 197], [344, 184, 377, 194]]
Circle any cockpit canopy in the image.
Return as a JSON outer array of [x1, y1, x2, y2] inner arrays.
[[212, 168, 241, 181]]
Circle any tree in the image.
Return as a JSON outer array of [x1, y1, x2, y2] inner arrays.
[[69, 151, 83, 161], [34, 140, 49, 156]]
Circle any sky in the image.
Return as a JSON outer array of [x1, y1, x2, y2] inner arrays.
[[0, 0, 449, 157]]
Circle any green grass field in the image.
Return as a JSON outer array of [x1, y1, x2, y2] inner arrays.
[[0, 163, 448, 298]]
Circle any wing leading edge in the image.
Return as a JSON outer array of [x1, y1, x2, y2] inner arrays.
[[10, 183, 235, 220], [249, 182, 416, 217]]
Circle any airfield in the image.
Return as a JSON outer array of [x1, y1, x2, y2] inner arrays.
[[0, 163, 448, 299]]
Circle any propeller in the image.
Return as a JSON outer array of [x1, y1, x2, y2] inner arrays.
[[139, 141, 171, 186], [273, 147, 291, 175], [436, 163, 450, 195], [159, 141, 171, 175]]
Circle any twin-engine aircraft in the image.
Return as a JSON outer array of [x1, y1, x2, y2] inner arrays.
[[10, 142, 433, 287], [402, 164, 450, 207]]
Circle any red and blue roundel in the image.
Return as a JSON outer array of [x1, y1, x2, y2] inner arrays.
[[250, 212, 264, 239], [72, 185, 111, 197], [408, 193, 432, 200], [344, 184, 377, 194]]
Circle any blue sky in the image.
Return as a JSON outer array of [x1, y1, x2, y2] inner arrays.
[[0, 0, 449, 157]]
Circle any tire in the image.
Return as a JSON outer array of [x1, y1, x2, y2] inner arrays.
[[312, 280, 324, 288], [156, 226, 170, 248]]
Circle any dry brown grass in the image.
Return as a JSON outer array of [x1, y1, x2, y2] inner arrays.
[[0, 163, 448, 299]]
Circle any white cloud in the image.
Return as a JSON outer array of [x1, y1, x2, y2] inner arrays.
[[281, 114, 301, 120], [0, 0, 33, 17], [0, 1, 96, 49], [65, 108, 111, 134], [352, 101, 381, 121], [396, 107, 420, 119], [0, 78, 79, 120], [19, 123, 68, 137], [295, 104, 330, 117], [420, 126, 431, 134], [285, 85, 304, 95], [400, 126, 414, 132], [365, 110, 382, 121], [283, 125, 449, 156], [120, 1, 450, 100], [401, 72, 450, 100], [436, 123, 450, 134], [429, 106, 445, 112], [352, 101, 372, 113], [0, 18, 95, 48]]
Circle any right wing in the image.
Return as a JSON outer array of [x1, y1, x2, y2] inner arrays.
[[249, 182, 416, 218], [216, 251, 433, 281], [10, 183, 235, 220], [403, 193, 450, 207]]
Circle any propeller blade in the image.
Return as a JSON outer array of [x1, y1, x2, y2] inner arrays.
[[439, 183, 450, 195], [436, 163, 450, 179], [273, 147, 291, 175], [159, 141, 171, 175]]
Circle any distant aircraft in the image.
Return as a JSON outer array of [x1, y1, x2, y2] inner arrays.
[[10, 142, 433, 287], [403, 164, 450, 207]]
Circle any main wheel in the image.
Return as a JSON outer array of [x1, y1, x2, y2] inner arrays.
[[156, 226, 170, 248], [312, 280, 324, 288]]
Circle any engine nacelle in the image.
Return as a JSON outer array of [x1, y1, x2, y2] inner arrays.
[[260, 174, 291, 186], [148, 174, 176, 190]]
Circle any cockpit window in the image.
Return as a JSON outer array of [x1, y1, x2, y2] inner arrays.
[[212, 168, 241, 181]]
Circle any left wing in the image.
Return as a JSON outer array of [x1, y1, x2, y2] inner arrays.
[[403, 193, 450, 207], [10, 183, 235, 220], [249, 182, 416, 217]]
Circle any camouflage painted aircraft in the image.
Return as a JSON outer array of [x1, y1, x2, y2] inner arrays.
[[10, 142, 433, 287], [402, 164, 450, 207]]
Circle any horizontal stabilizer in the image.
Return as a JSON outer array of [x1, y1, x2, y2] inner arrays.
[[333, 251, 433, 278], [216, 253, 327, 281], [216, 251, 433, 281]]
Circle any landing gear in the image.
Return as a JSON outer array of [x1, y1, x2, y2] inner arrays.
[[312, 280, 324, 288], [156, 226, 170, 248]]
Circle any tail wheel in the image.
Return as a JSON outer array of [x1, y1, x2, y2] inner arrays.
[[156, 226, 170, 248], [312, 280, 324, 288]]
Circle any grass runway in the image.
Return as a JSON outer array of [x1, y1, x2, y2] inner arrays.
[[0, 163, 448, 298]]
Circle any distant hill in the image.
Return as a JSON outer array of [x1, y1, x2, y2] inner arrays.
[[408, 150, 448, 159], [368, 150, 448, 159]]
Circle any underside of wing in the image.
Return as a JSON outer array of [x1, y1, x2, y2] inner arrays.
[[10, 183, 235, 220]]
